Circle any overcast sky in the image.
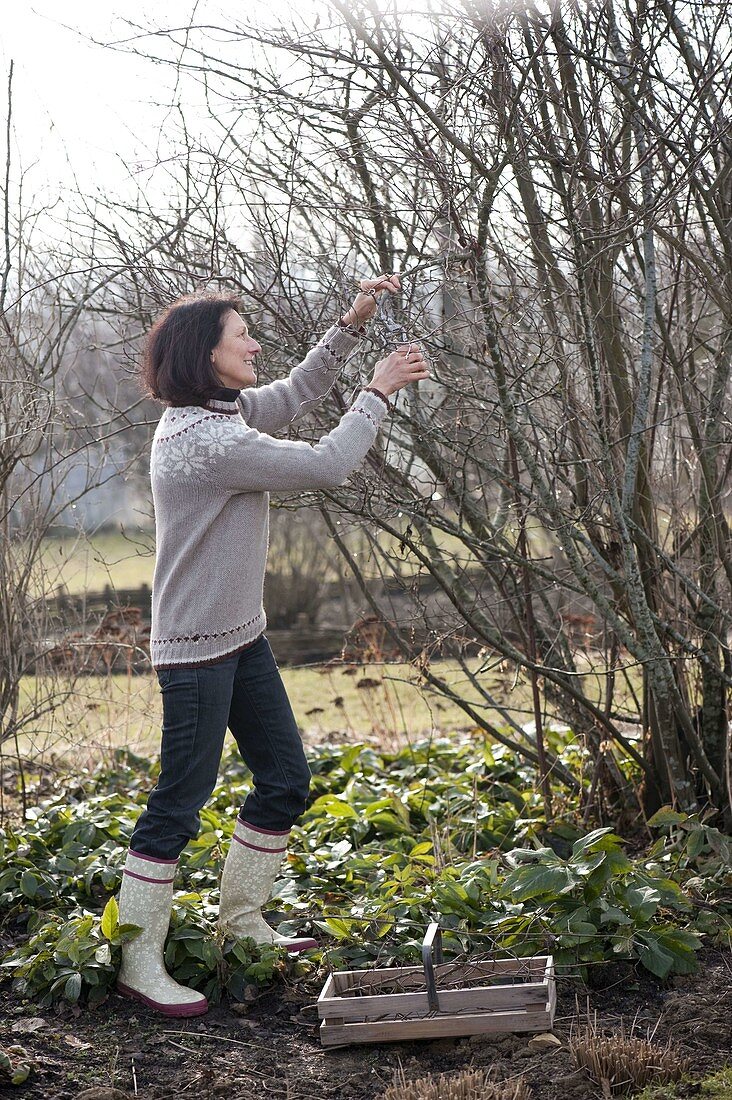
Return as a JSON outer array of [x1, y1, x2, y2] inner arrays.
[[1, 1, 329, 213], [3, 5, 170, 199]]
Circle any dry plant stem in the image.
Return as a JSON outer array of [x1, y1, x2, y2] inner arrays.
[[381, 1065, 530, 1100], [327, 497, 634, 782], [319, 505, 578, 790], [509, 433, 553, 820], [570, 1012, 690, 1096]]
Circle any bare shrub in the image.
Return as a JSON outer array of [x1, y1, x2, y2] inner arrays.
[[264, 507, 334, 628]]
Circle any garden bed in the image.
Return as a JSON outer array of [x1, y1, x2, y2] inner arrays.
[[1, 948, 730, 1099], [2, 738, 730, 1097]]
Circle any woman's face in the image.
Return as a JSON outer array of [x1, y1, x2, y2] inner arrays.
[[210, 309, 262, 390]]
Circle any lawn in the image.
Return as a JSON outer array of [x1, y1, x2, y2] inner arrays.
[[12, 658, 519, 772], [11, 649, 639, 778], [33, 529, 157, 597], [33, 511, 722, 600]]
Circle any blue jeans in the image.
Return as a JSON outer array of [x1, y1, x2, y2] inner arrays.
[[129, 635, 312, 860]]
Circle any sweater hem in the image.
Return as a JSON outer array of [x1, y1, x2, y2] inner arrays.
[[151, 612, 267, 670]]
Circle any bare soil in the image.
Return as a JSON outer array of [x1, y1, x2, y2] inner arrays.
[[1, 948, 730, 1100]]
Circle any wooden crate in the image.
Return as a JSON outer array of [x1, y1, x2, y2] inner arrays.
[[317, 923, 556, 1047]]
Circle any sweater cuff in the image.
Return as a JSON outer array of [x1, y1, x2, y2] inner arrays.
[[317, 323, 364, 366], [336, 317, 369, 337], [348, 388, 390, 430], [361, 386, 390, 411]]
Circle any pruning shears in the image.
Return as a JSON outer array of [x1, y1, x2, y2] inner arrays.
[[352, 250, 475, 351]]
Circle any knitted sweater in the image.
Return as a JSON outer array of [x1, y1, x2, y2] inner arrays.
[[149, 322, 389, 670]]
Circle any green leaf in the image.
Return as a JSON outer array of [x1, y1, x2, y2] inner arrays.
[[11, 1065, 31, 1085], [101, 897, 119, 940], [64, 972, 82, 1003], [410, 841, 433, 856], [646, 876, 690, 910], [230, 940, 256, 965], [181, 938, 205, 960], [634, 926, 700, 978], [572, 852, 608, 876], [571, 829, 622, 859], [623, 885, 661, 921], [599, 905, 633, 926], [559, 913, 598, 938], [200, 939, 221, 969], [634, 931, 674, 978], [505, 846, 562, 867], [649, 927, 701, 975], [311, 796, 358, 820], [501, 863, 575, 902], [316, 918, 353, 939], [113, 922, 143, 946], [94, 943, 111, 965], [685, 827, 706, 860], [20, 872, 39, 899], [340, 744, 368, 773], [367, 812, 408, 836], [647, 807, 688, 828]]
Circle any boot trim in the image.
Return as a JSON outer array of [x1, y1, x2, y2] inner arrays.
[[232, 833, 287, 854], [238, 818, 290, 836], [117, 980, 208, 1017], [128, 849, 178, 864], [123, 868, 176, 885]]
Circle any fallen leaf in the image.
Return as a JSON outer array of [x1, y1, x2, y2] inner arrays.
[[527, 1032, 562, 1050], [63, 1034, 92, 1050], [11, 1018, 47, 1034]]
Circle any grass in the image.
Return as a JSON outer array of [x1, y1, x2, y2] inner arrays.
[[10, 523, 642, 779], [8, 650, 640, 778], [33, 529, 156, 597], [29, 506, 732, 598], [10, 658, 517, 770]]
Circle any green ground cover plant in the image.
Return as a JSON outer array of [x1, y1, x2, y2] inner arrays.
[[1, 737, 730, 1010], [635, 1067, 732, 1100]]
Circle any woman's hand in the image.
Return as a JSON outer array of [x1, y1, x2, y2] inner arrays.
[[340, 273, 401, 327], [370, 343, 430, 397]]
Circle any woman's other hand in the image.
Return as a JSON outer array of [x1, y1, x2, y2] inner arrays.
[[370, 343, 430, 397]]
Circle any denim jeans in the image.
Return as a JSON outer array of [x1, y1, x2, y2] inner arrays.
[[129, 635, 312, 860]]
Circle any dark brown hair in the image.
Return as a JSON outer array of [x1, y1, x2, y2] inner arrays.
[[138, 291, 243, 407]]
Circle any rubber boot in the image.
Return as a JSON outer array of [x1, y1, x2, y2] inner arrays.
[[116, 849, 208, 1017], [218, 818, 318, 953]]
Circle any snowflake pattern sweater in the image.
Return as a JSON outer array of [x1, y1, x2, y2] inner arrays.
[[149, 321, 390, 670]]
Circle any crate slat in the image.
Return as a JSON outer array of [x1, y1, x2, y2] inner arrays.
[[320, 1001, 555, 1047], [322, 956, 548, 997], [318, 978, 550, 1021]]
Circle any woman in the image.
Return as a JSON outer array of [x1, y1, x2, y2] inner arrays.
[[119, 274, 429, 1017]]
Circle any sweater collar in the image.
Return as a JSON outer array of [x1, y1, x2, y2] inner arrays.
[[203, 384, 241, 413]]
